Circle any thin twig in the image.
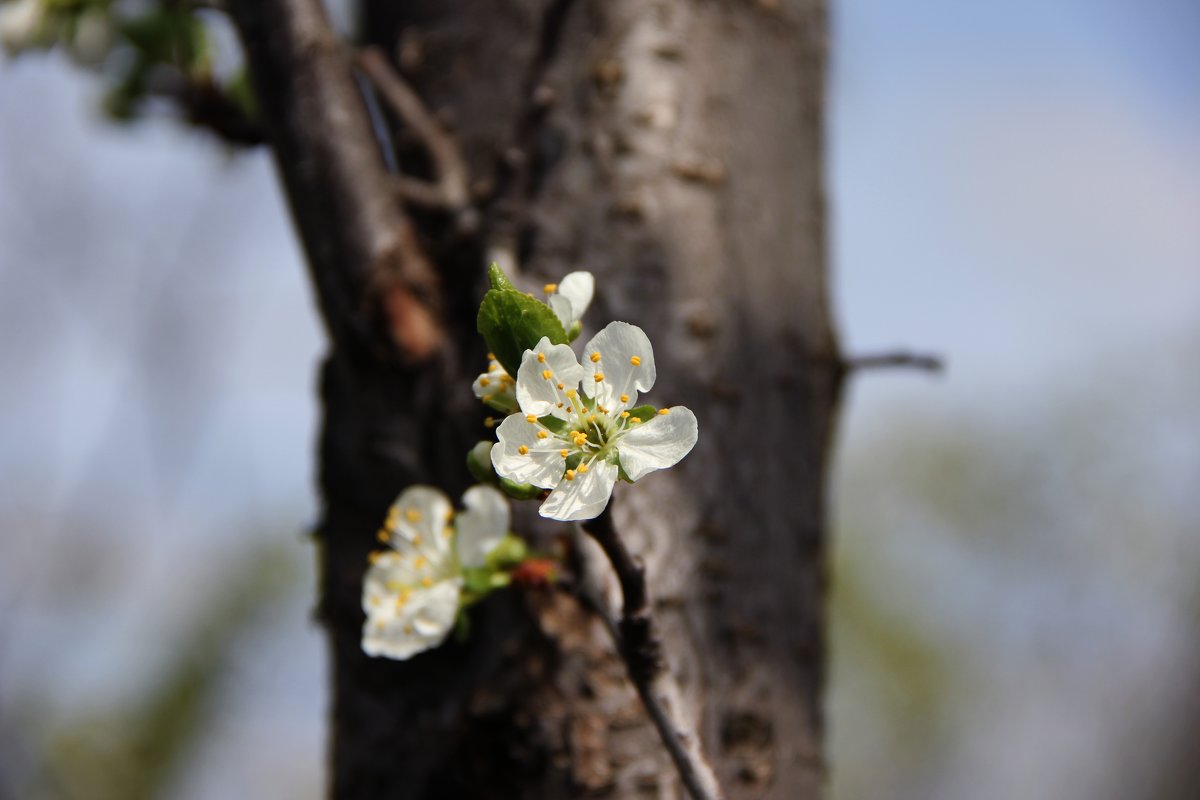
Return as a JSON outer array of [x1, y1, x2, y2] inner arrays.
[[581, 507, 726, 800], [355, 47, 472, 213], [843, 350, 944, 373]]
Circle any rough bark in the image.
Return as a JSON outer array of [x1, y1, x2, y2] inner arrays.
[[234, 0, 838, 797]]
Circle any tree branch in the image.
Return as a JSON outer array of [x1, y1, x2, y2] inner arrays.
[[582, 506, 727, 800], [355, 48, 473, 218], [843, 350, 944, 373], [226, 0, 443, 361]]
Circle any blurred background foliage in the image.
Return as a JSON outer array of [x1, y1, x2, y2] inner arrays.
[[1, 0, 1198, 798]]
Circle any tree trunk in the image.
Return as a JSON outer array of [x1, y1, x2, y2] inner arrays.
[[233, 0, 838, 797]]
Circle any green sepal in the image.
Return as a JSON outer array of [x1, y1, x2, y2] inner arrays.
[[564, 452, 585, 471], [463, 568, 495, 595], [487, 262, 517, 292], [466, 441, 495, 483], [486, 534, 529, 569], [567, 321, 583, 342], [539, 415, 569, 434], [627, 404, 658, 423], [477, 290, 569, 376], [499, 477, 543, 501]]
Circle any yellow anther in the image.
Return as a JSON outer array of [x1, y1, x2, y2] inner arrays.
[[560, 449, 569, 458], [565, 389, 578, 399], [537, 431, 549, 439], [590, 352, 601, 363], [445, 508, 455, 521], [557, 382, 565, 390], [537, 352, 546, 363], [442, 526, 453, 538], [368, 551, 384, 564], [369, 595, 381, 606], [413, 555, 428, 569], [375, 619, 386, 630], [620, 393, 630, 403], [526, 414, 538, 423], [587, 414, 596, 423], [479, 376, 491, 387], [421, 576, 434, 588], [518, 445, 530, 455], [487, 352, 496, 360], [412, 534, 423, 546], [482, 394, 493, 403], [659, 408, 670, 415], [405, 509, 422, 522], [630, 355, 642, 366], [544, 282, 558, 294], [376, 529, 390, 543], [598, 406, 608, 414], [593, 373, 605, 382], [578, 463, 589, 474], [565, 469, 577, 481], [542, 369, 553, 380], [620, 411, 630, 418], [631, 417, 642, 424], [557, 402, 564, 408], [484, 417, 496, 428]]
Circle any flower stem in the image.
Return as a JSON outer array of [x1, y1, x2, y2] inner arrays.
[[582, 505, 726, 800]]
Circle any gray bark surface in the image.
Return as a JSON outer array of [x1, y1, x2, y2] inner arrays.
[[235, 0, 838, 797]]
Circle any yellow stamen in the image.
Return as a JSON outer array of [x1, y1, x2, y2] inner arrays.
[[537, 352, 546, 363], [587, 414, 596, 423], [560, 449, 569, 458], [620, 393, 630, 403], [542, 369, 553, 380], [557, 382, 565, 390], [479, 376, 491, 387], [578, 463, 589, 473], [659, 408, 670, 415], [557, 402, 564, 408], [621, 411, 630, 418], [376, 529, 390, 543], [369, 595, 381, 606], [487, 352, 496, 360], [518, 445, 530, 455], [484, 417, 496, 428], [442, 526, 453, 538], [565, 469, 577, 481], [526, 414, 538, 423], [368, 551, 384, 564], [544, 282, 558, 293], [590, 352, 601, 363], [405, 509, 422, 522], [537, 431, 549, 439], [593, 373, 605, 382], [631, 417, 642, 424], [630, 355, 642, 366], [421, 576, 434, 588], [482, 394, 493, 403], [445, 508, 455, 520], [414, 555, 428, 569], [598, 406, 608, 414], [565, 389, 578, 399], [412, 534, 423, 546]]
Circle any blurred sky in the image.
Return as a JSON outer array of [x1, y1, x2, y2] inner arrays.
[[1, 1, 1198, 798]]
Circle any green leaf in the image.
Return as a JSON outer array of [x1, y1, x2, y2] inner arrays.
[[487, 263, 516, 292], [627, 404, 658, 423], [477, 290, 569, 375]]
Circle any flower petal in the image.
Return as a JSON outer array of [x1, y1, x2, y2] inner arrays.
[[580, 321, 656, 411], [539, 458, 618, 521], [617, 407, 698, 481], [491, 413, 566, 489], [472, 359, 517, 412], [362, 578, 462, 660], [456, 485, 510, 568], [549, 270, 594, 328], [388, 486, 455, 562], [515, 337, 584, 420]]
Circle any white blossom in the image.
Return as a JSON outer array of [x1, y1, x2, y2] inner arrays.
[[362, 485, 509, 660], [491, 321, 698, 521]]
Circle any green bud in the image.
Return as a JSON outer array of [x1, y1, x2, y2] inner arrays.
[[467, 440, 496, 483]]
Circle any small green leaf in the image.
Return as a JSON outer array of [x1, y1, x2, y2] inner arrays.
[[627, 404, 658, 423], [487, 263, 516, 292], [463, 568, 495, 594], [477, 290, 569, 375]]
